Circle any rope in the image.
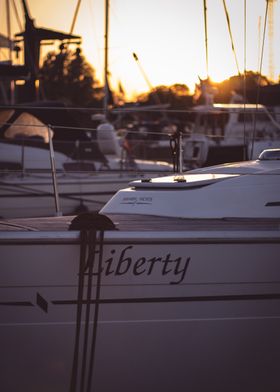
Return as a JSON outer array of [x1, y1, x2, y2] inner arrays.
[[70, 229, 88, 392], [70, 229, 101, 392], [80, 230, 96, 392], [86, 231, 105, 392], [69, 212, 115, 392]]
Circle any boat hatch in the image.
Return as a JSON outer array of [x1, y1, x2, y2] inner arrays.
[[129, 173, 239, 189], [258, 149, 280, 161]]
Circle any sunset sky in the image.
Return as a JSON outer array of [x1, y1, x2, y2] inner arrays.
[[1, 0, 280, 100]]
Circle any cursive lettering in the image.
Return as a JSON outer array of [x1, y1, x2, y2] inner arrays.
[[90, 245, 191, 284]]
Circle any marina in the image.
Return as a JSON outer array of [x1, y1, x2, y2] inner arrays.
[[1, 0, 280, 391]]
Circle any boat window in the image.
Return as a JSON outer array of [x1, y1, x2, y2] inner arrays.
[[258, 149, 280, 160], [63, 162, 96, 172], [196, 112, 228, 137], [256, 112, 272, 122], [238, 111, 270, 123], [0, 161, 22, 171], [237, 112, 253, 123]]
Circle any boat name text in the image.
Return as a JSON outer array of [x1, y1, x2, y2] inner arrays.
[[89, 245, 190, 284]]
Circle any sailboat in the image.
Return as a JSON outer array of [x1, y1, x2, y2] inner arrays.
[[182, 0, 280, 168], [0, 108, 172, 218], [0, 0, 173, 219], [1, 3, 280, 390], [183, 101, 280, 167], [0, 148, 280, 391]]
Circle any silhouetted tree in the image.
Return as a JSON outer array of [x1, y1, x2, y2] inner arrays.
[[135, 84, 192, 123], [215, 72, 272, 103], [138, 84, 192, 108], [40, 46, 103, 106]]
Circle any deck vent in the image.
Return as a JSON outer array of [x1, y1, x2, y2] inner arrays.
[[174, 176, 186, 183], [141, 178, 151, 183]]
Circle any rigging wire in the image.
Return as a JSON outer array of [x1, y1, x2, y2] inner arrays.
[[222, 0, 241, 76], [11, 0, 22, 31], [132, 52, 167, 119], [64, 0, 82, 50], [250, 0, 269, 160], [70, 0, 82, 35], [243, 0, 247, 160]]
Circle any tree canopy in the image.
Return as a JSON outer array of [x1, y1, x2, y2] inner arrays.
[[137, 84, 192, 108], [39, 47, 279, 109]]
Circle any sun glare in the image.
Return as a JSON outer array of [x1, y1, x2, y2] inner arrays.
[[0, 0, 279, 100]]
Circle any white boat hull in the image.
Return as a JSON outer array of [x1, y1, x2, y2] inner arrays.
[[1, 231, 280, 392]]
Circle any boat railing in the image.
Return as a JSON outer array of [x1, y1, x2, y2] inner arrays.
[[0, 120, 173, 170], [47, 125, 62, 216]]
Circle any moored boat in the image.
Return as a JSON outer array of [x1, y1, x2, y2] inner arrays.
[[0, 118, 172, 218], [0, 149, 280, 392]]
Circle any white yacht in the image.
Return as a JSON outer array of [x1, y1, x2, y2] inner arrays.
[[184, 103, 280, 167], [0, 149, 279, 392], [0, 117, 172, 218]]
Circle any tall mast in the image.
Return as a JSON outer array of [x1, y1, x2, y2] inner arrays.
[[203, 0, 209, 78], [104, 0, 109, 119], [6, 0, 15, 103], [15, 0, 80, 102]]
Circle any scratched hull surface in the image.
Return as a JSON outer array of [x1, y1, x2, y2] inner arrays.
[[1, 234, 280, 392]]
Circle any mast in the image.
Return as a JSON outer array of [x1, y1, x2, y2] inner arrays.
[[15, 0, 81, 102], [222, 0, 240, 75], [6, 0, 15, 103], [104, 0, 109, 119], [203, 0, 209, 78], [6, 0, 12, 60]]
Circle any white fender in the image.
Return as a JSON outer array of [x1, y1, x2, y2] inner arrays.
[[96, 123, 122, 157]]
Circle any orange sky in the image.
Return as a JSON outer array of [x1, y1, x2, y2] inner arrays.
[[1, 0, 280, 100]]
